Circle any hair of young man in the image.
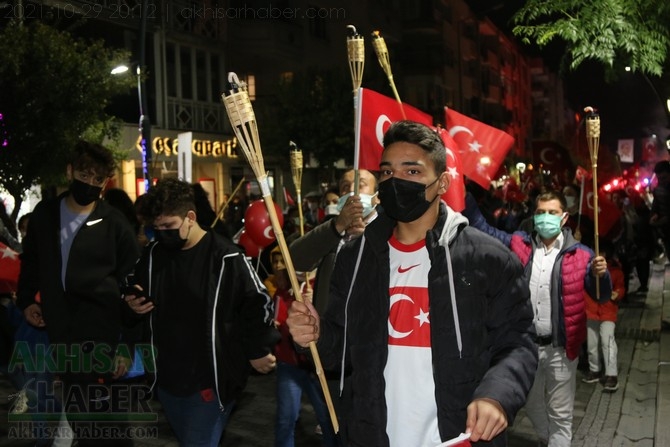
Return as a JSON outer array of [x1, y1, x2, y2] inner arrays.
[[536, 190, 567, 212], [70, 140, 116, 177], [140, 178, 195, 223], [382, 121, 446, 175]]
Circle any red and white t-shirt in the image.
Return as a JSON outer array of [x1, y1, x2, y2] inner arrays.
[[384, 235, 440, 447]]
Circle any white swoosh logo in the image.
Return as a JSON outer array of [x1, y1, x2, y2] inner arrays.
[[86, 219, 103, 226]]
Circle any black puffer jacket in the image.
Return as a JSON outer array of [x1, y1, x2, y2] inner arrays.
[[317, 204, 538, 446]]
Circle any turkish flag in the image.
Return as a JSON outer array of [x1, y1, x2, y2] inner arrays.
[[0, 242, 20, 294], [575, 165, 591, 183], [283, 186, 296, 207], [580, 182, 621, 236], [445, 107, 515, 189], [532, 141, 574, 179], [388, 286, 431, 348], [436, 127, 465, 211], [357, 88, 433, 171]]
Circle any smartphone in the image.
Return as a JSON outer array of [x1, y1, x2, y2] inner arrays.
[[121, 285, 154, 304]]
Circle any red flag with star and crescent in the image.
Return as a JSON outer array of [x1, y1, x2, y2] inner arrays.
[[445, 107, 515, 189], [580, 181, 622, 236], [436, 126, 465, 211], [0, 242, 20, 294], [532, 141, 574, 179], [357, 88, 433, 171], [356, 89, 465, 211], [388, 286, 431, 347]]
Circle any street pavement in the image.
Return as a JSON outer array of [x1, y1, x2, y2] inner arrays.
[[2, 261, 669, 446]]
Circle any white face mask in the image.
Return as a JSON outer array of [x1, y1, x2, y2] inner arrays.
[[336, 192, 377, 218], [324, 204, 340, 216], [565, 196, 576, 209]]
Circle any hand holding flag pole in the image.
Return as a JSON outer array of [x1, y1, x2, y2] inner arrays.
[[222, 73, 338, 433], [584, 106, 600, 298], [347, 25, 364, 195], [371, 30, 405, 119]]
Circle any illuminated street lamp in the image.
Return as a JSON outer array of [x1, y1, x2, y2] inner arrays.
[[111, 63, 151, 191]]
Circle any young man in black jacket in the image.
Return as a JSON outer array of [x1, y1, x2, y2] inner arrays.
[[124, 178, 279, 446], [287, 121, 538, 446], [17, 140, 141, 446]]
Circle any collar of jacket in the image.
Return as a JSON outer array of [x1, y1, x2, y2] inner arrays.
[[364, 203, 453, 250], [529, 225, 580, 254]]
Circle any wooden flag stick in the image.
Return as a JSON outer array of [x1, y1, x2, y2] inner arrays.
[[222, 73, 338, 433], [289, 142, 313, 292], [289, 142, 305, 236], [371, 30, 405, 119], [211, 177, 246, 229], [347, 24, 364, 195], [585, 106, 600, 299]]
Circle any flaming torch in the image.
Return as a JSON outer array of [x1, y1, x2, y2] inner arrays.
[[289, 141, 305, 236], [347, 24, 364, 194], [371, 30, 405, 119], [585, 106, 600, 298], [222, 72, 338, 432]]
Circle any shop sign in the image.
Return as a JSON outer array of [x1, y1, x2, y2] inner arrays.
[[135, 135, 238, 158]]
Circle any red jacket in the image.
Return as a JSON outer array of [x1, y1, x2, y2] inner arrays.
[[273, 282, 313, 366], [585, 262, 625, 322]]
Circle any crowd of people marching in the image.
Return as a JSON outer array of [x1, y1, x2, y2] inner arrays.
[[0, 127, 670, 446]]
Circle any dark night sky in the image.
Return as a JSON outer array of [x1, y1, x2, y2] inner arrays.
[[467, 0, 670, 153]]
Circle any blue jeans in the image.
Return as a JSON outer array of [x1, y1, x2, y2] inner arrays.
[[275, 362, 338, 447], [158, 387, 234, 447]]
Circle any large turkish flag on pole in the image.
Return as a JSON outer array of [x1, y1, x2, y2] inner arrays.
[[445, 107, 515, 189], [356, 88, 433, 171]]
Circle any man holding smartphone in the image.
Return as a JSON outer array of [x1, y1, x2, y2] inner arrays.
[[124, 178, 279, 446]]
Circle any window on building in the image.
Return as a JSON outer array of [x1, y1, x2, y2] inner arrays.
[[180, 48, 192, 99], [166, 43, 177, 97], [196, 50, 208, 101], [211, 54, 222, 100]]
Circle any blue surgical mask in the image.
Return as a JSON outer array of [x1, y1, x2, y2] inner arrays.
[[336, 192, 377, 218], [533, 213, 564, 239]]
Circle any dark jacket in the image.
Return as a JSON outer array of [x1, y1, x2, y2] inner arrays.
[[134, 232, 280, 408], [290, 218, 343, 316], [17, 193, 140, 349], [317, 204, 538, 446], [464, 193, 612, 361]]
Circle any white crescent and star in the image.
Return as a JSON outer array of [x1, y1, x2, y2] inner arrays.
[[1, 246, 18, 260], [586, 192, 602, 213], [540, 147, 560, 165], [375, 115, 392, 147], [448, 125, 474, 139], [445, 147, 460, 179], [388, 293, 430, 338]]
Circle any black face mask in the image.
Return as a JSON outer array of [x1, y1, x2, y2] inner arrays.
[[378, 177, 439, 223], [70, 179, 102, 206], [155, 218, 189, 250]]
